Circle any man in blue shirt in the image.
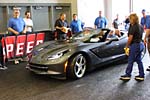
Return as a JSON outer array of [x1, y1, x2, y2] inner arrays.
[[7, 7, 27, 64], [140, 9, 150, 29], [94, 11, 108, 29], [8, 7, 26, 35], [142, 9, 150, 71], [70, 14, 84, 34]]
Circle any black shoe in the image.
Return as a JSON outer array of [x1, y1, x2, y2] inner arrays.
[[135, 75, 144, 81], [146, 66, 150, 71], [120, 74, 131, 81]]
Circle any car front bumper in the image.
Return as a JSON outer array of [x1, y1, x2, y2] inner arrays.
[[26, 62, 67, 78]]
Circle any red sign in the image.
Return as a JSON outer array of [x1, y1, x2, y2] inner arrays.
[[2, 36, 16, 59], [26, 34, 36, 55], [1, 33, 45, 60], [35, 32, 45, 45], [15, 35, 26, 57]]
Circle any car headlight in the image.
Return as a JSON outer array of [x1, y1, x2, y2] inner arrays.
[[47, 49, 70, 60]]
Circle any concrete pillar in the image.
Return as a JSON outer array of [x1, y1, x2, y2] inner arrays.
[[129, 0, 133, 13], [104, 0, 112, 28], [51, 6, 54, 30], [70, 0, 77, 17]]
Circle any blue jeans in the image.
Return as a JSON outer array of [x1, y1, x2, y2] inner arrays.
[[125, 42, 145, 77]]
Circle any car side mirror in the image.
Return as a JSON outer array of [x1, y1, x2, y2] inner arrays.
[[106, 37, 119, 45], [111, 37, 119, 41]]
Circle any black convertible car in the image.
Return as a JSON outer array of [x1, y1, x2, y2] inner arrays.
[[26, 28, 146, 79]]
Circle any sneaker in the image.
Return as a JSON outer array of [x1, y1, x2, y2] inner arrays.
[[14, 60, 19, 64], [146, 66, 150, 71], [135, 75, 144, 81], [0, 66, 8, 70], [120, 74, 131, 81]]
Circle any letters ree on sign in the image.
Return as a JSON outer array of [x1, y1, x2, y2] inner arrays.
[[1, 33, 45, 59]]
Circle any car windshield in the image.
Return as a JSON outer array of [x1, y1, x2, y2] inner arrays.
[[72, 29, 103, 42]]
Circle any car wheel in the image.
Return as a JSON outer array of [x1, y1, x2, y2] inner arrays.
[[67, 54, 87, 79]]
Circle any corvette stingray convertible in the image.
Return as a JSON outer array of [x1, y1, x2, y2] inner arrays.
[[26, 28, 146, 79]]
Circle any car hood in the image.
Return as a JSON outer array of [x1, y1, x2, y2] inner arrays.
[[30, 40, 87, 64], [34, 40, 83, 50]]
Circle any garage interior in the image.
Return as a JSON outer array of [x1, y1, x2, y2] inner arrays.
[[0, 0, 147, 33], [0, 0, 150, 100]]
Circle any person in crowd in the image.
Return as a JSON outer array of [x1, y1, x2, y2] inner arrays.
[[7, 7, 27, 64], [106, 28, 121, 40], [70, 14, 84, 34], [120, 13, 145, 81], [124, 16, 130, 31], [23, 11, 33, 33], [94, 11, 108, 29], [54, 13, 69, 40], [8, 7, 26, 35], [140, 9, 150, 71], [112, 14, 120, 29], [0, 36, 7, 70], [141, 9, 146, 29]]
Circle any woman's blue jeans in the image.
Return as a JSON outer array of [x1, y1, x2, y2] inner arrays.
[[125, 42, 145, 77]]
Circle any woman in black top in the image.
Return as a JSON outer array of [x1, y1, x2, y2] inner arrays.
[[120, 13, 145, 81]]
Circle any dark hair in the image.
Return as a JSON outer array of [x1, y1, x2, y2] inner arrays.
[[142, 9, 146, 13], [25, 11, 30, 15], [73, 14, 77, 17]]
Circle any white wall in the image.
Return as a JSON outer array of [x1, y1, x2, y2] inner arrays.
[[112, 0, 130, 23], [77, 0, 104, 27]]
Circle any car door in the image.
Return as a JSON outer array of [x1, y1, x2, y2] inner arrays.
[[98, 41, 117, 58], [110, 37, 127, 56], [91, 37, 126, 59], [91, 41, 115, 59]]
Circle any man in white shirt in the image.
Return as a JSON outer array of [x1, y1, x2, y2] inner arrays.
[[23, 11, 33, 32]]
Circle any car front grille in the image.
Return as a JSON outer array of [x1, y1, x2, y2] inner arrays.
[[29, 63, 48, 71]]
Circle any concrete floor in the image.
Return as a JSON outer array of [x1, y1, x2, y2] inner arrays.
[[0, 51, 150, 100]]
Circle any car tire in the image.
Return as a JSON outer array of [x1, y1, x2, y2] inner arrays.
[[67, 54, 87, 79]]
